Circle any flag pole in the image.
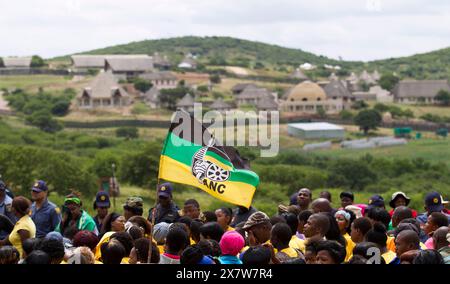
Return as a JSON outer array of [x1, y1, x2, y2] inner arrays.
[[147, 178, 159, 264]]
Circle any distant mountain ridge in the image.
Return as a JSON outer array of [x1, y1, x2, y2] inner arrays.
[[70, 36, 450, 80]]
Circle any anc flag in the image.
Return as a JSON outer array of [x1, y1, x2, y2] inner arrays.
[[158, 110, 259, 208]]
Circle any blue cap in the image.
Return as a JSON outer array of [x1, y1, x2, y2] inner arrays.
[[158, 182, 173, 198], [367, 194, 385, 209], [45, 231, 63, 243], [95, 191, 111, 208], [425, 191, 444, 213], [32, 180, 48, 193]]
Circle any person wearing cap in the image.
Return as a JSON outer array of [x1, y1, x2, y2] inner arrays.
[[123, 196, 144, 221], [56, 193, 98, 236], [365, 195, 385, 215], [239, 211, 272, 259], [388, 191, 417, 219], [148, 183, 180, 224], [0, 180, 16, 239], [441, 195, 449, 215], [29, 180, 61, 238], [416, 191, 450, 225], [93, 191, 111, 232]]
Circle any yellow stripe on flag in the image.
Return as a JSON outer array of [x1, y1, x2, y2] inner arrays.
[[158, 155, 255, 208]]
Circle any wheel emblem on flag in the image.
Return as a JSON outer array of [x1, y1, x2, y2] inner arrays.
[[192, 139, 230, 183]]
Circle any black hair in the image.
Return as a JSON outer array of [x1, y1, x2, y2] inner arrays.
[[190, 220, 203, 243], [298, 210, 313, 223], [203, 211, 217, 222], [305, 239, 321, 254], [184, 199, 200, 209], [218, 207, 233, 217], [197, 239, 221, 258], [128, 216, 151, 236], [398, 218, 421, 233], [282, 213, 299, 236], [62, 226, 79, 240], [365, 223, 388, 248], [283, 258, 306, 264], [101, 240, 126, 264], [166, 227, 189, 254], [23, 250, 51, 264], [178, 216, 193, 228], [110, 232, 134, 256], [128, 225, 144, 241], [320, 191, 332, 202], [22, 238, 42, 257], [412, 249, 445, 264], [271, 223, 292, 246], [352, 242, 381, 261], [343, 209, 356, 234], [134, 238, 160, 264], [38, 238, 65, 264], [180, 245, 204, 264], [199, 222, 224, 242], [270, 215, 287, 226], [242, 246, 271, 265], [316, 240, 346, 264], [170, 222, 190, 234], [324, 213, 346, 247], [392, 206, 413, 223], [353, 217, 373, 236], [367, 207, 391, 229], [340, 192, 354, 201], [347, 254, 367, 264], [100, 212, 121, 236], [123, 205, 143, 216], [0, 246, 20, 264], [430, 212, 449, 227]]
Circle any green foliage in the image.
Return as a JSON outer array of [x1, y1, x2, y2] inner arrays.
[[354, 109, 382, 135], [25, 110, 63, 133], [120, 143, 160, 188], [327, 159, 377, 191], [435, 90, 450, 106], [30, 55, 46, 68], [420, 113, 450, 123], [378, 74, 400, 91], [339, 110, 354, 120], [131, 102, 150, 115], [351, 100, 369, 110], [316, 106, 326, 118], [116, 127, 139, 139], [159, 86, 192, 110], [197, 85, 209, 93], [133, 78, 152, 93], [373, 103, 390, 113], [209, 74, 221, 84], [0, 57, 4, 68]]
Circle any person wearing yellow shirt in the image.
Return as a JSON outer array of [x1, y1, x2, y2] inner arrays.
[[282, 212, 306, 253], [335, 209, 356, 262], [239, 212, 273, 257], [271, 223, 305, 263], [215, 208, 234, 233], [0, 196, 36, 259], [94, 212, 125, 260]]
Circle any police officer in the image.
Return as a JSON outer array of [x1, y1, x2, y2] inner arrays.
[[148, 183, 180, 224], [93, 191, 111, 232], [30, 180, 62, 238]]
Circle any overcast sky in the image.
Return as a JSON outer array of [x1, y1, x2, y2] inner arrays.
[[1, 0, 450, 61]]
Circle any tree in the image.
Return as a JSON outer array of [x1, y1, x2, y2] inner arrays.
[[0, 57, 4, 68], [379, 74, 400, 91], [210, 74, 221, 84], [373, 103, 389, 113], [339, 110, 353, 120], [316, 106, 326, 118], [327, 159, 377, 191], [435, 90, 450, 106], [30, 55, 46, 68], [116, 127, 139, 139], [351, 100, 368, 110], [25, 110, 63, 133], [133, 78, 152, 93], [51, 100, 71, 116], [354, 109, 382, 135]]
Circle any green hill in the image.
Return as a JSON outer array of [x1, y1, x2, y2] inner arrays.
[[63, 36, 450, 80]]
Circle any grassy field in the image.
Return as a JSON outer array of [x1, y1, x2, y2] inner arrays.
[[0, 75, 71, 90]]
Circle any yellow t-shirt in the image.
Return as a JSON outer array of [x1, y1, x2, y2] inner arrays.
[[94, 231, 115, 261], [226, 226, 235, 232], [121, 257, 130, 264], [382, 250, 396, 264], [280, 247, 300, 258], [158, 245, 164, 255], [289, 235, 306, 254], [190, 237, 196, 245], [343, 233, 355, 262], [9, 215, 36, 258]]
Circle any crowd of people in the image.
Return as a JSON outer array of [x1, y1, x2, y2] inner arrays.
[[0, 179, 449, 264]]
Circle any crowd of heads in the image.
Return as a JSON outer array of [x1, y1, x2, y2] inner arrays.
[[0, 178, 449, 265]]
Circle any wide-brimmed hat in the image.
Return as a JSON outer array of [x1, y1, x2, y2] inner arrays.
[[389, 191, 411, 208]]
